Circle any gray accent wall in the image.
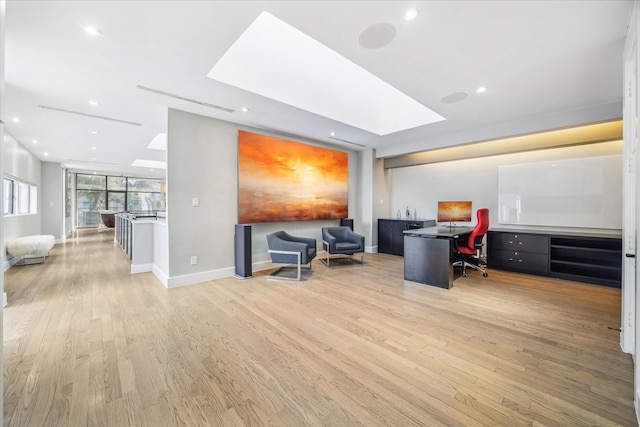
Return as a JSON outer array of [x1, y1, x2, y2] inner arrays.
[[41, 162, 64, 241], [166, 108, 359, 283]]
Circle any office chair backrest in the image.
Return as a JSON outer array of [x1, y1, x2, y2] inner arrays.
[[466, 208, 490, 250]]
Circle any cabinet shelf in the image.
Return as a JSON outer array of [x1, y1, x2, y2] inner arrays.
[[550, 244, 620, 254], [550, 259, 620, 271], [488, 230, 622, 288]]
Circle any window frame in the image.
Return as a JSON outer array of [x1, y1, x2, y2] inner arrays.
[[3, 176, 37, 216]]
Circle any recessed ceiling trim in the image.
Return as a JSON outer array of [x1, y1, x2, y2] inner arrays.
[[328, 136, 365, 147], [384, 120, 623, 169], [39, 105, 142, 126], [136, 85, 234, 113]]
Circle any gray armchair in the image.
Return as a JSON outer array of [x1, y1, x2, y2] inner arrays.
[[321, 226, 365, 267], [266, 231, 317, 281]]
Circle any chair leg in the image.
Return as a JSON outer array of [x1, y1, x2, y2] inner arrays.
[[453, 256, 488, 277]]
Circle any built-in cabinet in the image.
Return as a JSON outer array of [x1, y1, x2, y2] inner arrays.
[[488, 229, 622, 288], [115, 213, 157, 273], [378, 219, 436, 256]]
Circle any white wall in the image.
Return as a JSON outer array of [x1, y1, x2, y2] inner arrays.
[[389, 141, 623, 234], [41, 162, 64, 242], [2, 132, 41, 245], [166, 108, 358, 286]]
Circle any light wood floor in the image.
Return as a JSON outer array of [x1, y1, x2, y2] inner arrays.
[[3, 229, 636, 426]]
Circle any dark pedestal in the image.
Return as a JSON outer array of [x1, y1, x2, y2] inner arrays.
[[403, 235, 453, 289], [234, 224, 252, 279]]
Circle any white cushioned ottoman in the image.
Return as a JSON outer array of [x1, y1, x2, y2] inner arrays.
[[7, 235, 56, 265]]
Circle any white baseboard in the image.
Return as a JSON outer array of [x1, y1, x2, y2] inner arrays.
[[164, 266, 236, 288], [131, 263, 153, 274], [152, 265, 169, 287]]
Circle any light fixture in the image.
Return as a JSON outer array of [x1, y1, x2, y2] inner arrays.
[[12, 117, 20, 123], [89, 100, 99, 106], [404, 9, 418, 21], [91, 147, 97, 150], [330, 131, 336, 137], [476, 86, 488, 93], [92, 157, 97, 161], [241, 106, 249, 112], [91, 130, 98, 135], [82, 26, 103, 37], [33, 139, 38, 144], [43, 152, 49, 156]]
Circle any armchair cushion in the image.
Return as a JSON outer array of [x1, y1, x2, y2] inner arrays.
[[322, 226, 365, 255], [267, 231, 316, 265]]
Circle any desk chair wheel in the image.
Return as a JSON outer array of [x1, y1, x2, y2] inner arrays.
[[482, 272, 488, 277]]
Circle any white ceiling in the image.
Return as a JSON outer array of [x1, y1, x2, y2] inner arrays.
[[3, 0, 632, 179]]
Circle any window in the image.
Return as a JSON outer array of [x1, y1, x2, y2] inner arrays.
[[126, 178, 163, 211], [75, 173, 165, 227], [3, 176, 37, 216]]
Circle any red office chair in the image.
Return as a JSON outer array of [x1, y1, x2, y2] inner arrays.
[[453, 208, 490, 277]]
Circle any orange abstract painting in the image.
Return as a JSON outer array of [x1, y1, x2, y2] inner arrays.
[[238, 131, 348, 223]]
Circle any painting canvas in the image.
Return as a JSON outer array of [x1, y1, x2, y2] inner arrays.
[[238, 131, 348, 223]]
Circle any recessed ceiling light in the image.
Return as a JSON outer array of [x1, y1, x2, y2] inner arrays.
[[476, 86, 488, 93], [90, 130, 98, 135], [404, 9, 418, 21], [330, 131, 336, 137], [82, 26, 103, 37], [33, 139, 38, 144], [89, 100, 99, 106], [91, 147, 97, 150], [241, 106, 249, 112], [92, 157, 97, 161], [12, 117, 20, 123], [43, 152, 49, 156]]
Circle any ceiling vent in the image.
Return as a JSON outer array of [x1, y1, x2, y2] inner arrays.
[[39, 105, 141, 126]]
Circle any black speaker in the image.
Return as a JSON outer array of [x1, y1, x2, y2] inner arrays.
[[234, 224, 252, 279], [340, 218, 354, 230]]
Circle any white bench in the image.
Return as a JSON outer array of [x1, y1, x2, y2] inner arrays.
[[7, 235, 56, 265]]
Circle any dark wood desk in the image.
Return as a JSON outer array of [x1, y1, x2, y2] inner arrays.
[[403, 226, 473, 289]]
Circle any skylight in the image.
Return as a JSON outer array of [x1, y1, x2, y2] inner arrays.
[[207, 11, 444, 136], [147, 132, 167, 150]]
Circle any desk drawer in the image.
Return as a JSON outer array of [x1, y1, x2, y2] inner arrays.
[[488, 232, 549, 254], [489, 249, 548, 274]]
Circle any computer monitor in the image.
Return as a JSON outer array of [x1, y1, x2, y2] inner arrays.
[[437, 201, 472, 226]]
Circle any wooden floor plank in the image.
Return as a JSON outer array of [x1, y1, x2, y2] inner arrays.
[[3, 229, 636, 426]]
